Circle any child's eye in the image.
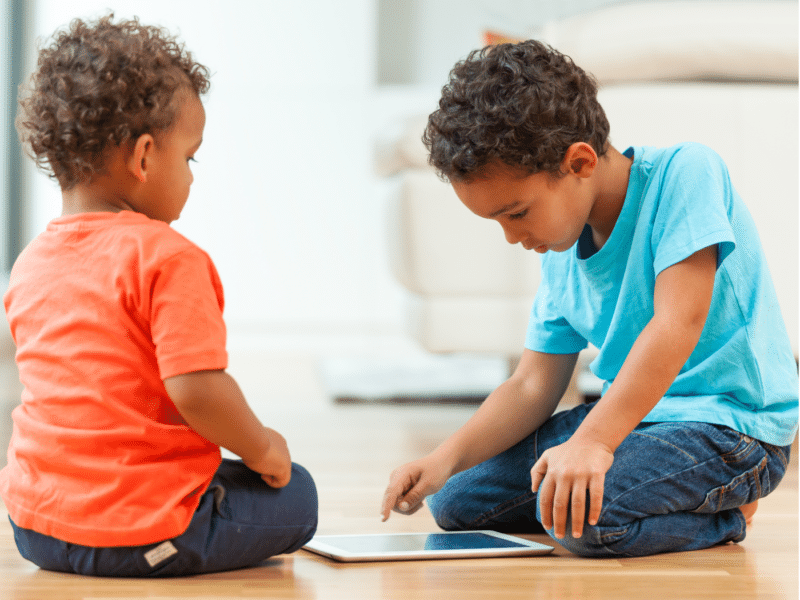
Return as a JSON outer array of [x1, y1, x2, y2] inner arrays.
[[188, 157, 197, 163], [507, 210, 527, 220]]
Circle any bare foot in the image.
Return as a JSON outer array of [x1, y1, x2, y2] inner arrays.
[[740, 500, 758, 526]]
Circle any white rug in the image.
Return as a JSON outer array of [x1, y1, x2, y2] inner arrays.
[[320, 354, 509, 404]]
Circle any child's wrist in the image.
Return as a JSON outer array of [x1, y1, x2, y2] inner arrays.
[[239, 432, 273, 466], [430, 443, 462, 478]]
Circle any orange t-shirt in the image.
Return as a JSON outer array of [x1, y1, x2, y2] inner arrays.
[[1, 211, 227, 547]]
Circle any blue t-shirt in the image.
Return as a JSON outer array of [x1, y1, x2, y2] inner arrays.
[[525, 143, 798, 446]]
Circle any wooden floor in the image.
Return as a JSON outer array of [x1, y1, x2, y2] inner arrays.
[[0, 352, 797, 600]]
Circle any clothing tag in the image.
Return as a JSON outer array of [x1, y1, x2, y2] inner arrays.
[[144, 540, 178, 568]]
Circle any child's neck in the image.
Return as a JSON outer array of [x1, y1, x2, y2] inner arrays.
[[61, 181, 135, 217], [61, 149, 137, 217], [586, 146, 633, 250]]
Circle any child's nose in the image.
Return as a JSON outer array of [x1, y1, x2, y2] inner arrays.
[[502, 223, 525, 245]]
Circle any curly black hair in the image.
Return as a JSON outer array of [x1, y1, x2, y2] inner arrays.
[[423, 39, 610, 182], [16, 14, 211, 190]]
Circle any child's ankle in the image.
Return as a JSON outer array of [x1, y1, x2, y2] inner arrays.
[[739, 500, 758, 526]]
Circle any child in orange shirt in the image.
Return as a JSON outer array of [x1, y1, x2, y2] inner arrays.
[[1, 14, 317, 576]]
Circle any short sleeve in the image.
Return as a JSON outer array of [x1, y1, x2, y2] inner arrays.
[[650, 144, 736, 276], [149, 248, 228, 379], [524, 274, 588, 354]]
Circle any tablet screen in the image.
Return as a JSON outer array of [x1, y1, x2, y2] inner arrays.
[[317, 532, 530, 553]]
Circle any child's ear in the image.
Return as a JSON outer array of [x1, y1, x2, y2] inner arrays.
[[127, 134, 155, 183], [562, 142, 598, 178]]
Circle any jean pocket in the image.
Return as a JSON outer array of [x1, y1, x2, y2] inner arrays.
[[693, 453, 770, 514]]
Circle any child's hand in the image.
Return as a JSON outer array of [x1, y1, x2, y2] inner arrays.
[[380, 457, 451, 521], [243, 427, 292, 488], [530, 439, 614, 539]]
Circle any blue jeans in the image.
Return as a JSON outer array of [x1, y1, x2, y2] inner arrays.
[[10, 459, 318, 576], [427, 401, 791, 557]]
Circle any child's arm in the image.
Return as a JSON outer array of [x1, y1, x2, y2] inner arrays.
[[531, 245, 718, 540], [381, 350, 579, 520], [164, 370, 292, 488]]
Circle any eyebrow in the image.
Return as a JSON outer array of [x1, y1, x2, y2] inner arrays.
[[488, 202, 523, 218]]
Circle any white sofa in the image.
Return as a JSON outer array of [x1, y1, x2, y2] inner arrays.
[[378, 1, 799, 375]]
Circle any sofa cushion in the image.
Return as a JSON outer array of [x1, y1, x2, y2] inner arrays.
[[537, 1, 798, 83]]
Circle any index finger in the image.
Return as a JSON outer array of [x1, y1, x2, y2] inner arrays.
[[530, 456, 548, 495], [381, 472, 412, 521], [380, 489, 398, 521]]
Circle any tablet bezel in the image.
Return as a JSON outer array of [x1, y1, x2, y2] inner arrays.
[[302, 530, 554, 562]]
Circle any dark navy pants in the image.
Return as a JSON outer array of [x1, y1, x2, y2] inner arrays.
[[10, 459, 318, 577]]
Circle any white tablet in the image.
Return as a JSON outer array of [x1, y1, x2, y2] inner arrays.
[[302, 531, 554, 562]]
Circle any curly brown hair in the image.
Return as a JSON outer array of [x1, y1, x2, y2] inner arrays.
[[17, 14, 211, 190], [423, 40, 609, 182]]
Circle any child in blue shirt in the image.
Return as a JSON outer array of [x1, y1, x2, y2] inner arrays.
[[381, 40, 797, 557]]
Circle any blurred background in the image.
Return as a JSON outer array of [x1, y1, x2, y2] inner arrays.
[[0, 0, 796, 409]]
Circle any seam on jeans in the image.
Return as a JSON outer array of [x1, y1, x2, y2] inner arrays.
[[720, 435, 758, 464], [754, 456, 764, 497], [628, 431, 699, 464], [715, 455, 766, 505], [762, 441, 790, 470], [749, 454, 766, 499], [597, 526, 629, 546]]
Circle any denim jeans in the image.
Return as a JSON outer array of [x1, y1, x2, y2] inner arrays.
[[427, 401, 792, 557], [10, 459, 318, 577]]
